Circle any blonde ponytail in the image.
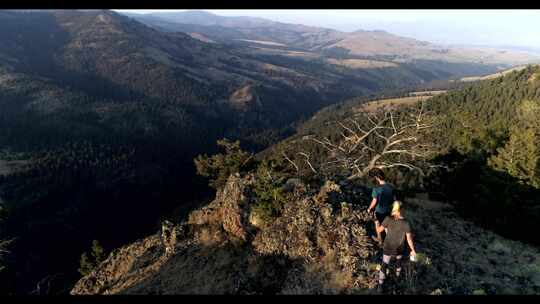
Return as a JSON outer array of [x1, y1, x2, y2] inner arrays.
[[391, 201, 402, 217]]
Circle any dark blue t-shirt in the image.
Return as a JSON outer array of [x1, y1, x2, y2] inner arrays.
[[371, 183, 395, 214]]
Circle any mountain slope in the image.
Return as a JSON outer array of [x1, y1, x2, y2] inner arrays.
[[1, 9, 470, 149]]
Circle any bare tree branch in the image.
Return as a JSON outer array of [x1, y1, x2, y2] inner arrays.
[[298, 152, 317, 174], [282, 151, 299, 172], [303, 104, 437, 179]]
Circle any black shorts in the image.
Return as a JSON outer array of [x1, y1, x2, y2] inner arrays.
[[375, 212, 390, 224]]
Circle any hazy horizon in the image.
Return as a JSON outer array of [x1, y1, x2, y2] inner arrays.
[[116, 9, 540, 51]]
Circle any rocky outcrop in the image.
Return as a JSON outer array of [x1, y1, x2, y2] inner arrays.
[[228, 85, 261, 111], [252, 181, 377, 294], [70, 234, 166, 295], [188, 174, 252, 241], [71, 175, 379, 294]]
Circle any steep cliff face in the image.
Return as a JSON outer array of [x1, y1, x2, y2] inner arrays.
[[71, 175, 540, 295]]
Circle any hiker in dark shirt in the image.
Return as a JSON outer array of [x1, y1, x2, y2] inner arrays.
[[375, 200, 417, 293], [367, 168, 395, 245]]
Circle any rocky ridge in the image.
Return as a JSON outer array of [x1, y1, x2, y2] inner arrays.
[[71, 174, 540, 295]]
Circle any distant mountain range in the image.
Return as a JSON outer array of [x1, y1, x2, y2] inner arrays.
[[121, 10, 540, 66]]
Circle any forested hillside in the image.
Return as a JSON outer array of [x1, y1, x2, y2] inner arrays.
[[424, 66, 540, 243], [260, 65, 540, 245]]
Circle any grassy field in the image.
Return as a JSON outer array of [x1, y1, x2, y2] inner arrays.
[[460, 65, 530, 82], [355, 96, 431, 112], [237, 39, 287, 46], [408, 90, 447, 96], [353, 90, 447, 113], [326, 58, 398, 69]]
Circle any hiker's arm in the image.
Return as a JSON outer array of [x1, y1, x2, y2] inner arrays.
[[367, 198, 377, 213], [406, 232, 416, 255]]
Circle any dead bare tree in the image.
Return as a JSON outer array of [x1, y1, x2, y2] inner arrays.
[[301, 101, 437, 179]]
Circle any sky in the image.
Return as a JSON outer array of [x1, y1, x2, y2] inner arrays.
[[116, 10, 540, 49]]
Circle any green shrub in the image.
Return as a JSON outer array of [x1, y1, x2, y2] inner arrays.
[[472, 289, 487, 295], [251, 162, 288, 222], [78, 240, 106, 276], [194, 139, 254, 189]]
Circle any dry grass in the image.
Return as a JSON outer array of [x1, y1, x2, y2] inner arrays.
[[460, 65, 529, 82], [355, 96, 433, 113], [237, 39, 287, 47], [528, 71, 540, 83], [400, 197, 540, 294], [326, 58, 398, 69], [408, 90, 447, 96], [229, 85, 258, 110], [250, 47, 320, 59], [188, 33, 216, 43]]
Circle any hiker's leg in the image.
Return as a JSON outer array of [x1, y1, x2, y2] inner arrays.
[[379, 255, 392, 285], [373, 212, 385, 243], [375, 220, 382, 243], [375, 213, 389, 243], [395, 255, 403, 278]]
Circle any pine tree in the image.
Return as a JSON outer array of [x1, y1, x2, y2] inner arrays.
[[78, 253, 93, 277], [78, 240, 106, 276], [194, 139, 253, 189], [488, 100, 540, 188]]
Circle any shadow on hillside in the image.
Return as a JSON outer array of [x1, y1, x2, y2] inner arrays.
[[426, 149, 540, 246], [44, 67, 150, 103], [0, 157, 213, 295]]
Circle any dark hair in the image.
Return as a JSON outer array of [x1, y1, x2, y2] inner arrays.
[[368, 168, 385, 181]]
